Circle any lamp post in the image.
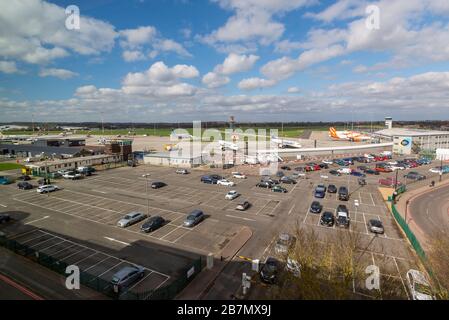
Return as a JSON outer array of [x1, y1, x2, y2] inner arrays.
[[439, 158, 443, 183], [142, 173, 150, 216]]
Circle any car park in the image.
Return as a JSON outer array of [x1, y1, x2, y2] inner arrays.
[[232, 172, 246, 179], [406, 269, 434, 300], [175, 168, 189, 174], [272, 185, 287, 193], [235, 201, 250, 211], [336, 205, 350, 228], [314, 184, 326, 198], [37, 185, 59, 193], [260, 257, 280, 284], [320, 211, 335, 227], [217, 179, 235, 186], [310, 201, 323, 214], [183, 209, 204, 227], [327, 184, 337, 193], [367, 219, 384, 234], [111, 266, 145, 292], [17, 181, 33, 190], [117, 212, 147, 228], [225, 190, 240, 200], [338, 186, 349, 201], [274, 233, 295, 255], [404, 172, 426, 181], [0, 214, 11, 224], [140, 216, 165, 233], [151, 181, 166, 189]]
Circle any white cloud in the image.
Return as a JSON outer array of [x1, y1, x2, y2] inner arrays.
[[215, 53, 259, 75], [122, 50, 146, 62], [202, 72, 230, 88], [119, 26, 156, 49], [152, 39, 192, 58], [238, 77, 276, 90], [0, 61, 19, 74], [287, 87, 300, 93], [0, 0, 117, 65], [39, 68, 78, 79]]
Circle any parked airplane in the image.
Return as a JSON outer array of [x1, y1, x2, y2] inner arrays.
[[329, 127, 373, 142], [218, 140, 239, 151], [271, 135, 302, 148]]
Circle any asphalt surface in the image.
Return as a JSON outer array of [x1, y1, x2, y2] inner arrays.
[[409, 184, 449, 236]]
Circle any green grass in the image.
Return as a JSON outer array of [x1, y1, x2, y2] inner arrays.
[[0, 163, 24, 171]]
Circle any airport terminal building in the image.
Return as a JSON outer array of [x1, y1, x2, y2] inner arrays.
[[374, 128, 449, 155]]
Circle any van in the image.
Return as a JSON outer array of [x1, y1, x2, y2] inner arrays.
[[338, 186, 349, 201]]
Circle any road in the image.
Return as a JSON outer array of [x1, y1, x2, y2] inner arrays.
[[409, 184, 449, 236]]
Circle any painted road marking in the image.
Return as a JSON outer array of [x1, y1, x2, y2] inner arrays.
[[104, 237, 131, 246], [225, 214, 256, 222], [25, 216, 50, 225]]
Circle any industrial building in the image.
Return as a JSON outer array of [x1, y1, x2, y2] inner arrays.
[[143, 152, 202, 168]]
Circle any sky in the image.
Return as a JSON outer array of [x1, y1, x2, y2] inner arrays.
[[1, 0, 449, 123]]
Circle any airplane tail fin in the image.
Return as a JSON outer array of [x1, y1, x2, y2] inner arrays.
[[329, 127, 338, 138]]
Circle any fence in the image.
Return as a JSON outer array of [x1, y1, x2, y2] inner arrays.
[[390, 203, 426, 261], [0, 234, 203, 300]]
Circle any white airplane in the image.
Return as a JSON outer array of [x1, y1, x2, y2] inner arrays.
[[170, 132, 193, 140], [271, 135, 301, 148], [218, 140, 239, 151], [329, 127, 373, 142]]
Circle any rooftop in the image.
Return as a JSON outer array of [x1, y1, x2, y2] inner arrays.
[[375, 128, 449, 137], [26, 154, 119, 167], [144, 152, 201, 159]]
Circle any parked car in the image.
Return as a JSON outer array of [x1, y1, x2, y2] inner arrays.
[[338, 186, 349, 201], [389, 164, 406, 171], [257, 181, 273, 189], [280, 166, 291, 171], [140, 216, 165, 233], [329, 170, 341, 176], [232, 172, 246, 179], [351, 171, 366, 178], [322, 159, 333, 164], [183, 209, 205, 227], [261, 177, 279, 184], [62, 171, 83, 180], [117, 212, 147, 228], [327, 184, 337, 193], [310, 201, 323, 214], [17, 181, 33, 190], [272, 185, 287, 193], [320, 211, 335, 227], [37, 185, 59, 193], [151, 181, 166, 189], [225, 190, 240, 200], [367, 219, 384, 234], [404, 172, 426, 181], [260, 257, 280, 284], [286, 257, 301, 278], [375, 165, 393, 173], [357, 165, 368, 172], [17, 175, 31, 181], [201, 175, 218, 184], [280, 176, 296, 184], [364, 169, 380, 175], [175, 169, 189, 174], [111, 266, 145, 292], [406, 269, 434, 300], [314, 184, 326, 198], [217, 179, 235, 186], [235, 201, 250, 211], [378, 177, 402, 187], [318, 163, 329, 169], [274, 233, 295, 255], [337, 167, 352, 175], [276, 171, 285, 177], [336, 205, 350, 228], [0, 214, 11, 224]]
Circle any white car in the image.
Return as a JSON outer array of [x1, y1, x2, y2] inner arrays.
[[232, 172, 247, 179], [225, 190, 240, 200], [37, 185, 59, 193], [321, 159, 333, 165], [217, 179, 235, 186], [62, 172, 82, 180], [406, 269, 434, 300], [389, 165, 405, 171], [388, 161, 398, 165], [429, 167, 442, 174], [337, 167, 352, 174]]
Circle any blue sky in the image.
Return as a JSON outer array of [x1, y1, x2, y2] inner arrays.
[[1, 0, 449, 122]]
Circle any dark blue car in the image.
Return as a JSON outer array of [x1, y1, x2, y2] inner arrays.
[[351, 171, 366, 177]]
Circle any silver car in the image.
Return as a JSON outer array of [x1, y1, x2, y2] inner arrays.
[[117, 212, 147, 228], [111, 265, 145, 292], [274, 233, 295, 255], [367, 219, 384, 234]]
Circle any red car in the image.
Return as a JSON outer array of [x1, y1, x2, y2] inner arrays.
[[375, 166, 392, 173], [379, 178, 402, 187]]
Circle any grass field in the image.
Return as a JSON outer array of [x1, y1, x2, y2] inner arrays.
[[0, 163, 23, 171]]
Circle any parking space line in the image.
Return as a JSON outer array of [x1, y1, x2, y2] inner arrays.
[[71, 252, 98, 266], [127, 271, 154, 291], [393, 257, 410, 300], [96, 262, 123, 278], [39, 239, 66, 252], [19, 233, 48, 244], [84, 256, 113, 272], [50, 243, 78, 256]]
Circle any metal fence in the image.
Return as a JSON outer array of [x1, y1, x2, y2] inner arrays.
[[390, 203, 426, 261], [0, 234, 202, 300]]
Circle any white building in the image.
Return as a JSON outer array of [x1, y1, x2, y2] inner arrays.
[[143, 152, 202, 168]]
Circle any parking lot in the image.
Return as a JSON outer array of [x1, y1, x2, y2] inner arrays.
[[9, 229, 170, 297]]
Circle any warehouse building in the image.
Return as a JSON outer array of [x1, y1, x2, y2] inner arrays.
[[374, 128, 449, 155], [143, 152, 202, 168]]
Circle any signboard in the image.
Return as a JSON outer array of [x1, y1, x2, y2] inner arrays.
[[393, 136, 412, 155], [187, 266, 195, 278]]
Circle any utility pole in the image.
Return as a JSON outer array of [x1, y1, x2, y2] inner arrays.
[[142, 173, 150, 216], [440, 158, 443, 182]]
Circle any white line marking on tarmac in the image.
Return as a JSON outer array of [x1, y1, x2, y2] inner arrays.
[[25, 215, 50, 225], [288, 204, 295, 215], [225, 214, 256, 222], [104, 237, 131, 246], [91, 189, 107, 194], [0, 204, 7, 208]]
